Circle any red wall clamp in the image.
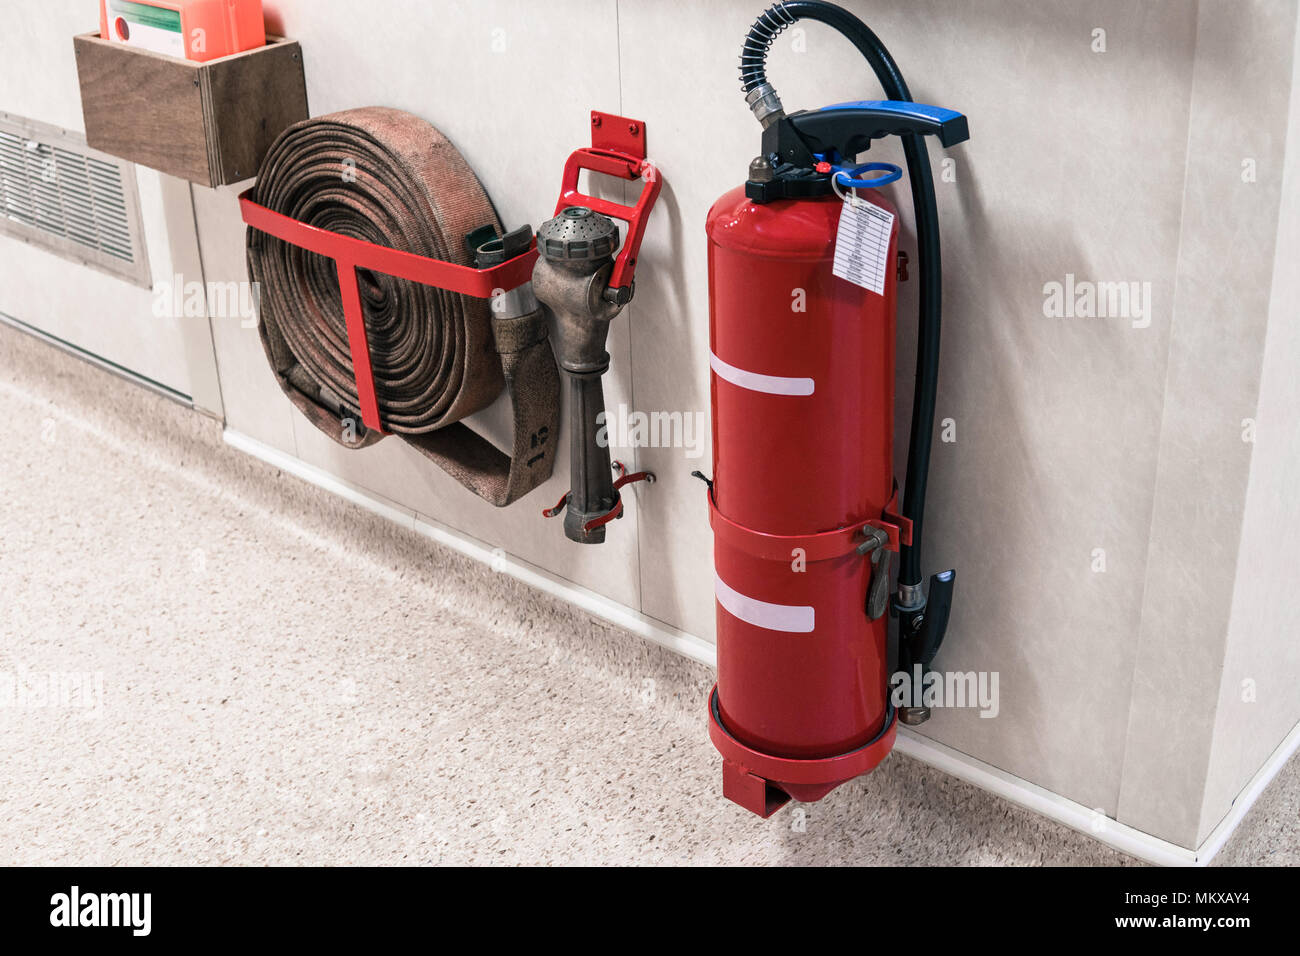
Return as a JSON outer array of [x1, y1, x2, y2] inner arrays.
[[554, 110, 662, 297]]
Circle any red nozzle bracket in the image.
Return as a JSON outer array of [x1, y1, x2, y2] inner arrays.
[[554, 111, 662, 294]]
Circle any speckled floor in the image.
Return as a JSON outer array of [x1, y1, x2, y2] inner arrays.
[[1, 323, 1295, 866]]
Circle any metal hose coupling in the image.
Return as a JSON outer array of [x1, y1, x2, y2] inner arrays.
[[533, 207, 630, 544]]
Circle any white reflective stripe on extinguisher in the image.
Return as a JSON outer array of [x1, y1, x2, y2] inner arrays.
[[714, 572, 815, 633], [710, 351, 815, 396]]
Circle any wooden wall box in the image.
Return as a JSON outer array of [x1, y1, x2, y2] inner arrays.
[[74, 32, 308, 188]]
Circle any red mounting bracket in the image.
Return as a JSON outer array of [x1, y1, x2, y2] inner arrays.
[[554, 111, 662, 295], [542, 461, 654, 532], [239, 190, 536, 436], [865, 479, 913, 552], [707, 477, 912, 562]]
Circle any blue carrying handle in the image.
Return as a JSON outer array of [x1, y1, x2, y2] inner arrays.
[[821, 100, 966, 131]]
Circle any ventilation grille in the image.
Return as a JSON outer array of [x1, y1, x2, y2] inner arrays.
[[0, 113, 150, 287]]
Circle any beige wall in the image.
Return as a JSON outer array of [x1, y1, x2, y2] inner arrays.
[[5, 0, 1298, 851]]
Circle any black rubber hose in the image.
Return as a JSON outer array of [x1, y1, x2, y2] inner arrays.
[[740, 1, 940, 588]]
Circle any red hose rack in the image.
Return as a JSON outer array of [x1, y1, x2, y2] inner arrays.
[[239, 110, 659, 436]]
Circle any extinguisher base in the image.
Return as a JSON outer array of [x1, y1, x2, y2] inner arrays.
[[707, 685, 897, 817]]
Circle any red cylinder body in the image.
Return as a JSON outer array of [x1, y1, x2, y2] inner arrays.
[[705, 186, 900, 814]]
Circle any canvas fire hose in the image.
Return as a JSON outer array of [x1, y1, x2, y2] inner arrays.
[[705, 1, 969, 817], [244, 107, 560, 507]]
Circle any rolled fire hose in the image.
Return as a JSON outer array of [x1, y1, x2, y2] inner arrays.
[[247, 107, 560, 506]]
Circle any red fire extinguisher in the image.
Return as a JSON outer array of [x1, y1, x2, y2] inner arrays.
[[705, 1, 969, 817]]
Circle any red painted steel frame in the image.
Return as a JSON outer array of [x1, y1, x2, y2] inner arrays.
[[554, 111, 662, 293]]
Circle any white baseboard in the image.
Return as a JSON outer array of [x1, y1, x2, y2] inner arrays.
[[895, 725, 1294, 866], [224, 427, 1298, 868]]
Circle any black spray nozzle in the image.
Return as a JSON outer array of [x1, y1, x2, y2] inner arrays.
[[894, 569, 955, 725], [899, 569, 955, 667]]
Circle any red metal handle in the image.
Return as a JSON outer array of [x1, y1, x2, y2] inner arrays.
[[553, 111, 662, 293]]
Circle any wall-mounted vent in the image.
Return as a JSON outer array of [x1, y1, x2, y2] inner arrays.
[[0, 112, 151, 288]]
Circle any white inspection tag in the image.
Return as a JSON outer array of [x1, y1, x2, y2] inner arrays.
[[832, 197, 895, 296]]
